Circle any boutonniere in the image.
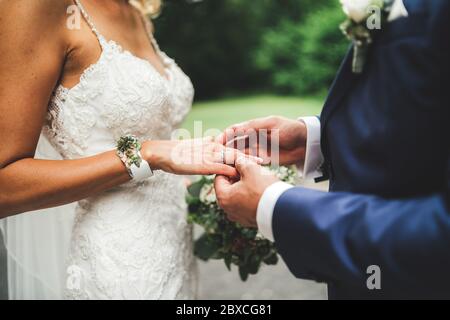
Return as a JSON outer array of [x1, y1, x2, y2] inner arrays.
[[340, 0, 395, 73]]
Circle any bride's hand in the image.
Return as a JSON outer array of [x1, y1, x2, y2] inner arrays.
[[141, 138, 261, 176]]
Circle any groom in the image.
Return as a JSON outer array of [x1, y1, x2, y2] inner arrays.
[[215, 0, 449, 299]]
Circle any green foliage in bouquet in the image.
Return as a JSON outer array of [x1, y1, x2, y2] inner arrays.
[[187, 166, 297, 281]]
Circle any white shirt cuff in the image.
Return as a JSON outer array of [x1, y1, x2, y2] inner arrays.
[[256, 181, 293, 242], [298, 116, 324, 180]]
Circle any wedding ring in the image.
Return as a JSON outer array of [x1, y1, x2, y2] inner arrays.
[[220, 150, 225, 164]]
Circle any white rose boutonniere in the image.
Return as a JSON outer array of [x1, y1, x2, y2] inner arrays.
[[340, 0, 395, 73], [341, 0, 382, 23]]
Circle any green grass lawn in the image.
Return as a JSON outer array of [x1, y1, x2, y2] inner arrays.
[[181, 95, 324, 135]]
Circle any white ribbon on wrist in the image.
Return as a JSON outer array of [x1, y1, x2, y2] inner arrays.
[[130, 151, 153, 182]]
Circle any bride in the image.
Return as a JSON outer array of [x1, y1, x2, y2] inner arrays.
[[0, 0, 251, 299]]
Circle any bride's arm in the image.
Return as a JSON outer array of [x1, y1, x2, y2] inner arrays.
[[0, 1, 242, 218]]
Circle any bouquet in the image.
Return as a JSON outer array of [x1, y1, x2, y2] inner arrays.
[[187, 166, 297, 281]]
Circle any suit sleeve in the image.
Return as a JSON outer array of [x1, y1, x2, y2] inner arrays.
[[273, 159, 450, 292]]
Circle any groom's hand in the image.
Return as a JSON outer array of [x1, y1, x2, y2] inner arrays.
[[214, 157, 279, 227], [216, 116, 307, 166]]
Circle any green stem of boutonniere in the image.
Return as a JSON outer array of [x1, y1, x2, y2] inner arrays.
[[341, 0, 395, 74], [352, 42, 368, 74]]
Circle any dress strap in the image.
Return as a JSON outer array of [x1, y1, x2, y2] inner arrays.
[[74, 0, 104, 44], [140, 13, 162, 55]]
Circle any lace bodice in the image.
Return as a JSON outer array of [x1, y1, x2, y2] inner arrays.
[[43, 3, 193, 159], [47, 0, 196, 300]]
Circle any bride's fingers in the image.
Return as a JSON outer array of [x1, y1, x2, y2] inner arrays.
[[212, 148, 239, 164], [205, 163, 238, 177], [228, 147, 264, 165], [211, 151, 231, 164], [212, 149, 263, 165]]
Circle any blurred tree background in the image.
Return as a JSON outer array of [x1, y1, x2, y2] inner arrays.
[[155, 0, 348, 100]]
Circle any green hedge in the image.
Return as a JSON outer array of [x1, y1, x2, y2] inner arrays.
[[155, 0, 348, 99], [255, 4, 348, 95], [298, 5, 349, 94]]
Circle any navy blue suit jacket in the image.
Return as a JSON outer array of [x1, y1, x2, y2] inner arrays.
[[273, 0, 450, 299]]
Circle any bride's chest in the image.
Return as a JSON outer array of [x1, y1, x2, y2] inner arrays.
[[45, 48, 194, 158]]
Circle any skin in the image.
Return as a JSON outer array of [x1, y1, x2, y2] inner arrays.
[[0, 0, 249, 218], [216, 116, 307, 166], [215, 116, 308, 227], [214, 157, 280, 228]]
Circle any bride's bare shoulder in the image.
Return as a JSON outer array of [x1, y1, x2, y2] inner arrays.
[[0, 0, 71, 36], [0, 0, 72, 12], [0, 0, 74, 61]]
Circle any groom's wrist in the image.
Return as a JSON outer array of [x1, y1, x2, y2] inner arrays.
[[257, 181, 294, 242], [297, 117, 324, 180]]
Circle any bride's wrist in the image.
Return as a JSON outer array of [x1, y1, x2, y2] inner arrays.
[[141, 140, 164, 171], [141, 140, 177, 172]]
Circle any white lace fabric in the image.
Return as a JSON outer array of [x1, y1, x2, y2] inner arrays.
[[42, 0, 196, 299]]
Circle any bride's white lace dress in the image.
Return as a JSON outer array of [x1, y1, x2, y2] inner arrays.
[[42, 1, 196, 299]]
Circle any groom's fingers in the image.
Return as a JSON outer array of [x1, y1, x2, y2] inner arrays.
[[243, 147, 271, 165], [215, 128, 235, 145], [232, 117, 274, 133], [218, 122, 259, 146], [235, 156, 261, 178], [214, 175, 232, 195], [216, 117, 274, 151]]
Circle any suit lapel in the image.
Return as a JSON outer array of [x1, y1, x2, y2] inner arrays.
[[320, 46, 359, 134]]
